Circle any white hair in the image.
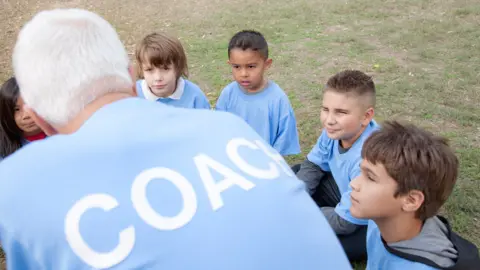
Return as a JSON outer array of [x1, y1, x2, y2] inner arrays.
[[13, 9, 132, 126]]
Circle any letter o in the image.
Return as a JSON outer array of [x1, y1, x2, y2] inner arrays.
[[131, 167, 198, 231]]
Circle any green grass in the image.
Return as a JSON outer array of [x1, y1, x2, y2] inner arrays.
[[1, 0, 479, 269]]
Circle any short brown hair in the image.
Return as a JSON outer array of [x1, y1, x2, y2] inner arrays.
[[135, 32, 188, 79], [362, 121, 458, 220], [326, 70, 376, 107]]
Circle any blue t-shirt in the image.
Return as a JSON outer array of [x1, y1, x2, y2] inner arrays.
[[367, 220, 436, 270], [0, 98, 351, 270], [307, 120, 380, 225], [215, 81, 301, 156], [136, 78, 210, 109]]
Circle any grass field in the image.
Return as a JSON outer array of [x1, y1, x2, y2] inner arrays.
[[1, 0, 479, 269]]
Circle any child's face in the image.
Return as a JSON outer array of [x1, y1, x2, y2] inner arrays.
[[321, 90, 371, 144], [349, 159, 404, 220], [228, 49, 272, 93], [14, 97, 41, 136], [142, 62, 177, 98]]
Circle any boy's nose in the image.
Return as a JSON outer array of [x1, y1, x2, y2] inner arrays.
[[240, 69, 248, 77], [326, 114, 336, 125], [350, 177, 360, 191]]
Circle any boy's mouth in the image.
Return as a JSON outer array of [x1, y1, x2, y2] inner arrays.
[[350, 195, 360, 204], [240, 81, 250, 87], [325, 127, 339, 134]]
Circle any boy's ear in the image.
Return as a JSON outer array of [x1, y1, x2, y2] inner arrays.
[[24, 106, 57, 136], [402, 190, 424, 213], [227, 59, 231, 65], [362, 107, 375, 126], [264, 58, 273, 70]]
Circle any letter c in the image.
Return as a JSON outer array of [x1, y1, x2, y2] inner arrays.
[[65, 193, 135, 269]]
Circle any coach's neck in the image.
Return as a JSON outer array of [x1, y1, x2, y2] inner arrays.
[[29, 91, 135, 136]]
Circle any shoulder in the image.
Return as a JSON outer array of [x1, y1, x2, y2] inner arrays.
[[135, 79, 144, 89], [0, 137, 62, 204], [266, 81, 289, 98], [350, 120, 381, 152], [135, 79, 145, 96], [223, 81, 238, 92], [183, 79, 203, 93], [363, 119, 381, 137], [217, 81, 238, 99], [317, 129, 336, 148]]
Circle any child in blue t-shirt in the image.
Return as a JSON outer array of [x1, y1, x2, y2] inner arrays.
[[215, 30, 300, 156], [135, 32, 210, 109], [0, 77, 46, 161], [292, 70, 378, 262], [350, 121, 479, 269]]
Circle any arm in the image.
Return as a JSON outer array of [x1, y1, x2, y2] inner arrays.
[[195, 93, 211, 110], [322, 206, 361, 235], [333, 161, 369, 229], [272, 100, 301, 156], [214, 88, 228, 111], [295, 159, 326, 195]]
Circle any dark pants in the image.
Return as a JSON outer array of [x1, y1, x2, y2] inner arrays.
[[292, 162, 367, 262]]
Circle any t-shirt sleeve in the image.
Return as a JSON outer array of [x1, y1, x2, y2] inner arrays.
[[306, 130, 332, 172], [334, 158, 368, 225], [215, 86, 230, 111], [135, 80, 143, 97], [272, 98, 301, 156], [195, 92, 211, 110]]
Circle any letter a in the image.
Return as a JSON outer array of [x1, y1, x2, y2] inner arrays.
[[194, 154, 255, 211]]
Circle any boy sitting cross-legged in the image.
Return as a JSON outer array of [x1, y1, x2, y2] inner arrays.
[[293, 70, 379, 261], [350, 121, 480, 270]]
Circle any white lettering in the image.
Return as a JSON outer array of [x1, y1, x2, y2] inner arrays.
[[131, 167, 197, 230], [226, 138, 280, 179], [65, 194, 135, 269], [255, 140, 294, 177], [194, 153, 255, 211]]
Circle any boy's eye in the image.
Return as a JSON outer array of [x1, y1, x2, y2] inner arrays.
[[367, 175, 375, 182], [321, 107, 328, 111], [162, 66, 170, 71], [232, 65, 240, 69], [14, 107, 20, 112], [248, 65, 256, 68], [144, 68, 152, 72]]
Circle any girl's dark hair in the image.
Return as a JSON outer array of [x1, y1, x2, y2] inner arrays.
[[0, 77, 23, 158]]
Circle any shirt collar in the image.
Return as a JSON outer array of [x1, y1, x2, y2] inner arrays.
[[141, 77, 185, 101]]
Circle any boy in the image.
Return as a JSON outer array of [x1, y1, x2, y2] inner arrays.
[[135, 32, 210, 109], [215, 30, 300, 156], [293, 70, 379, 261], [350, 121, 480, 269]]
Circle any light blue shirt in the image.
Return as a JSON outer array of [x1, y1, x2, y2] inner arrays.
[[216, 81, 300, 156], [307, 120, 380, 225], [367, 220, 437, 270], [136, 77, 210, 109], [0, 98, 351, 270]]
